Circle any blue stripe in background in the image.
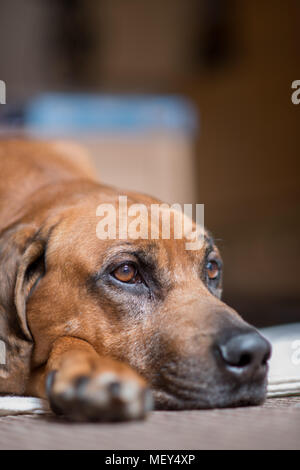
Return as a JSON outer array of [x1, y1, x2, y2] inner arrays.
[[25, 93, 199, 134]]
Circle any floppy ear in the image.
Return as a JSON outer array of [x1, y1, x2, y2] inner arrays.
[[14, 238, 45, 341], [0, 223, 46, 341], [0, 223, 46, 393]]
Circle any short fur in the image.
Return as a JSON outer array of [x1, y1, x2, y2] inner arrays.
[[0, 139, 269, 421]]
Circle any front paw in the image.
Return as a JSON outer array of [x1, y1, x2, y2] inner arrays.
[[46, 369, 153, 422]]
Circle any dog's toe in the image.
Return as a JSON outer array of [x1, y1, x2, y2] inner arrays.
[[46, 370, 152, 422]]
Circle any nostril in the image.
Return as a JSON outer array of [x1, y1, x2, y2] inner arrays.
[[236, 353, 252, 368]]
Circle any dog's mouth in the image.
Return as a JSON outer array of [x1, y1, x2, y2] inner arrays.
[[152, 383, 268, 410], [146, 327, 271, 410], [150, 368, 268, 410]]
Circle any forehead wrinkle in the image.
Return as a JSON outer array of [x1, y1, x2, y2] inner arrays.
[[100, 241, 161, 269], [94, 231, 215, 284]]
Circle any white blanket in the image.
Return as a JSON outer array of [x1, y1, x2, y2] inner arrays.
[[261, 323, 300, 398], [0, 396, 50, 416]]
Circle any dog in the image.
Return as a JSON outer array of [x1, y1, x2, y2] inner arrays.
[[0, 139, 271, 421]]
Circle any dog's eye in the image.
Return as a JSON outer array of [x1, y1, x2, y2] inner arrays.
[[112, 263, 141, 284], [206, 260, 220, 280]]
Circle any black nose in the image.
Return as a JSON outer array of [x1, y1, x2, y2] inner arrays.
[[218, 331, 271, 380]]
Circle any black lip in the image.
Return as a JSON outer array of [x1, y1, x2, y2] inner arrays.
[[152, 380, 268, 410]]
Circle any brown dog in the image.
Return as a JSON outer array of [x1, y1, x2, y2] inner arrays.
[[0, 139, 271, 421]]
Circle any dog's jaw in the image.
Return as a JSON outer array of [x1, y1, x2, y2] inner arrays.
[[151, 377, 268, 410]]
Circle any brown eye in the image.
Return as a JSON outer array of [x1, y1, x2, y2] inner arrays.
[[206, 260, 220, 280], [113, 263, 139, 283]]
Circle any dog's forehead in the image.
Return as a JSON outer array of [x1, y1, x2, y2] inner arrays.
[[46, 195, 217, 273], [99, 232, 214, 271]]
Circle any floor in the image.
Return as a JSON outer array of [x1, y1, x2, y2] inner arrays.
[[0, 396, 299, 450]]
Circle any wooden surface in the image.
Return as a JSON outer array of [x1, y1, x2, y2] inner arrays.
[[0, 396, 299, 450]]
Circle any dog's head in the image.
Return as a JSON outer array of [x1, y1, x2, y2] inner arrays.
[[8, 187, 271, 408]]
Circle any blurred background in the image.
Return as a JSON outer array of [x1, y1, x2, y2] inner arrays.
[[0, 0, 299, 327]]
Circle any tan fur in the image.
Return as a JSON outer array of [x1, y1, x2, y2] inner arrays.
[[0, 139, 268, 420]]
